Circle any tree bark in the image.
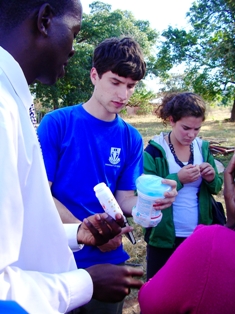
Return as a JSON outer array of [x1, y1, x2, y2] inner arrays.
[[53, 99, 59, 110], [230, 97, 235, 122]]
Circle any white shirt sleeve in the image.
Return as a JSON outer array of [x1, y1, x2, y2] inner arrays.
[[1, 267, 93, 313], [63, 223, 84, 251]]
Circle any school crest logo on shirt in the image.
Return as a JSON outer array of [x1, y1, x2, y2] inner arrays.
[[109, 147, 121, 165]]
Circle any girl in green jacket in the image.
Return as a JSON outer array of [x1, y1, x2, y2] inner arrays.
[[144, 92, 223, 280]]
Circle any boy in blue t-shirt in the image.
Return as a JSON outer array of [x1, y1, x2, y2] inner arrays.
[[38, 36, 176, 314]]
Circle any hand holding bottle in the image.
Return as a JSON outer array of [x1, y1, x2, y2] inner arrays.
[[94, 182, 136, 244]]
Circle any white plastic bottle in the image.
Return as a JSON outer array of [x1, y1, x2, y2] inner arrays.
[[94, 182, 136, 244], [94, 182, 123, 219]]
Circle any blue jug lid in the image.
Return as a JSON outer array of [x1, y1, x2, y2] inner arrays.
[[136, 175, 171, 197]]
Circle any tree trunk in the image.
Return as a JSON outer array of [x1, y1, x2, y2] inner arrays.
[[53, 99, 59, 110], [230, 97, 235, 122]]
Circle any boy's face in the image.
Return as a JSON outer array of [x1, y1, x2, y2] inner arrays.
[[91, 68, 138, 115]]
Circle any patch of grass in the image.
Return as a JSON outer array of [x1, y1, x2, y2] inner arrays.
[[122, 106, 235, 162]]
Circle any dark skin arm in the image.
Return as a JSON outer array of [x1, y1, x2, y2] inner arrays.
[[77, 213, 133, 246], [224, 153, 235, 228], [51, 182, 134, 248], [86, 264, 144, 302]]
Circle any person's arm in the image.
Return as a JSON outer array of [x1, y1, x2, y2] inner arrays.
[[115, 181, 177, 214], [224, 153, 235, 228], [54, 196, 81, 223], [0, 266, 94, 313], [77, 212, 130, 246], [0, 185, 137, 313], [0, 185, 134, 313], [97, 140, 178, 251], [95, 190, 136, 252], [50, 181, 133, 251], [138, 225, 215, 314], [86, 264, 144, 303], [1, 263, 144, 313], [49, 181, 81, 223], [115, 190, 137, 217]]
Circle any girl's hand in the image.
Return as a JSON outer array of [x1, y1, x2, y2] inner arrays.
[[153, 179, 177, 210], [199, 162, 215, 182], [178, 164, 201, 184]]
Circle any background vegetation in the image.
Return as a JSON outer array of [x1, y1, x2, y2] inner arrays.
[[32, 0, 235, 122], [154, 0, 235, 120], [31, 1, 158, 111]]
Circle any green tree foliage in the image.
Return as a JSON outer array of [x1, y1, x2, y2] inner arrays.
[[31, 43, 94, 109], [154, 0, 235, 120], [157, 73, 189, 95], [31, 1, 158, 111], [127, 85, 156, 115]]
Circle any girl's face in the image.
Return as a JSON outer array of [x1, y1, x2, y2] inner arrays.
[[170, 115, 203, 146]]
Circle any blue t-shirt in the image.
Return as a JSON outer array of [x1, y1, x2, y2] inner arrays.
[[37, 104, 143, 268], [0, 301, 28, 313]]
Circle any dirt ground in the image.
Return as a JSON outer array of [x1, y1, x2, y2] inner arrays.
[[121, 235, 146, 314], [123, 297, 140, 314]]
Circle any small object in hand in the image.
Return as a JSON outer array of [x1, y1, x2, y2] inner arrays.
[[94, 182, 136, 244]]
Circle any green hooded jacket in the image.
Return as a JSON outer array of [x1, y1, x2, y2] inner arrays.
[[143, 133, 223, 248]]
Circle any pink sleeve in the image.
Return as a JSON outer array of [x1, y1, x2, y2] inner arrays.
[[138, 225, 215, 314]]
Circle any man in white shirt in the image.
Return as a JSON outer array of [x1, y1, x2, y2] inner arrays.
[[0, 1, 144, 313]]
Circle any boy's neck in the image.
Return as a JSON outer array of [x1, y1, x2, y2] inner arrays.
[[82, 100, 116, 122]]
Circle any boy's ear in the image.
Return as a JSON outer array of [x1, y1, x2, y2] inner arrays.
[[37, 4, 53, 36], [90, 67, 99, 85]]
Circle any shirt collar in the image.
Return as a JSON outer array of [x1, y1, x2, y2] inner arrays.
[[0, 46, 33, 109]]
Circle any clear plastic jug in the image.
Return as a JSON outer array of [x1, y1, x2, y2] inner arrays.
[[132, 175, 171, 228]]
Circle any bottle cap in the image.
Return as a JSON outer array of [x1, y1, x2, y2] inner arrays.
[[94, 182, 107, 192], [136, 175, 171, 197]]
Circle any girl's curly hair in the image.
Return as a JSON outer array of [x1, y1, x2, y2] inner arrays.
[[155, 92, 206, 126]]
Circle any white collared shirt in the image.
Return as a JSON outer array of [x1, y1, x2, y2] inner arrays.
[[0, 47, 93, 313]]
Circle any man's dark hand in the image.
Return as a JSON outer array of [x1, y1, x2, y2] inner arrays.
[[86, 264, 144, 302], [77, 213, 132, 246]]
